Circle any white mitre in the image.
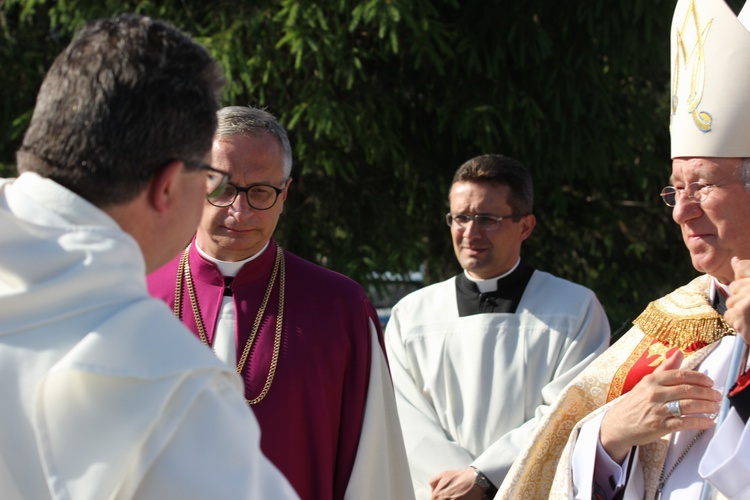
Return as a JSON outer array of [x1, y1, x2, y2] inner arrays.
[[670, 0, 750, 158]]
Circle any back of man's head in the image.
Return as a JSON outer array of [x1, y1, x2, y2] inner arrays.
[[16, 14, 225, 207], [452, 154, 534, 215]]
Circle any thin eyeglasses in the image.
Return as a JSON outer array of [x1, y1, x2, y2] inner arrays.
[[659, 182, 719, 207], [446, 213, 526, 231]]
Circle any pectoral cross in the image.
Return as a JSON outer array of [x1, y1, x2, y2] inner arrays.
[[654, 481, 665, 500]]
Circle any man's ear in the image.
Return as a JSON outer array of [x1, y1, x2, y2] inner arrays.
[[281, 177, 293, 202], [147, 160, 183, 213], [519, 214, 536, 241]]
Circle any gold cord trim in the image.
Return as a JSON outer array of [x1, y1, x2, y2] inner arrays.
[[174, 246, 285, 405]]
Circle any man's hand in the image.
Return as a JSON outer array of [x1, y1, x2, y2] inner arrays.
[[429, 468, 484, 500], [599, 350, 721, 463], [727, 257, 750, 342]]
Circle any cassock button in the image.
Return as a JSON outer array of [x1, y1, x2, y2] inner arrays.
[[223, 277, 234, 297]]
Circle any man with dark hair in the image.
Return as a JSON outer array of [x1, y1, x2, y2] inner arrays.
[[0, 15, 296, 499], [385, 154, 610, 499], [148, 105, 413, 500]]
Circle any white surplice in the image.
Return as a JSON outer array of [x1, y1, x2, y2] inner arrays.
[[0, 173, 297, 500], [385, 271, 610, 498]]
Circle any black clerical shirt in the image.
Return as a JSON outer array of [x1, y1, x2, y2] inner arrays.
[[455, 262, 535, 317]]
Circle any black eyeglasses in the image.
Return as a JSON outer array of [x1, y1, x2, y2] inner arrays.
[[207, 181, 286, 210], [446, 213, 526, 230], [182, 159, 230, 198]]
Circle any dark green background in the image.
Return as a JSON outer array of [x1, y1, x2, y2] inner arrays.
[[4, 0, 739, 336]]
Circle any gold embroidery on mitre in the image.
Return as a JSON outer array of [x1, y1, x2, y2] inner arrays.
[[633, 276, 733, 350], [671, 0, 714, 132]]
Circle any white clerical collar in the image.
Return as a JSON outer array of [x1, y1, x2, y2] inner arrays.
[[195, 240, 270, 277], [463, 258, 521, 294], [710, 277, 731, 302]]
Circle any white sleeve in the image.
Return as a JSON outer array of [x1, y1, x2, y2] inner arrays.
[[699, 407, 750, 499], [385, 311, 474, 499], [131, 375, 299, 500], [571, 411, 634, 500], [344, 319, 415, 500]]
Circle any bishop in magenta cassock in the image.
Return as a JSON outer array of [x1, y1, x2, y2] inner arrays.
[[148, 106, 413, 500]]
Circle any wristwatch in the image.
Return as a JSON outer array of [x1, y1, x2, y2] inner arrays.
[[470, 466, 497, 499]]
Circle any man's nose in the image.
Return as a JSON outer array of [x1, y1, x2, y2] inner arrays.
[[462, 219, 483, 238], [228, 193, 255, 219], [671, 194, 702, 224]]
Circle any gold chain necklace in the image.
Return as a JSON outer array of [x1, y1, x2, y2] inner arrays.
[[174, 246, 285, 405]]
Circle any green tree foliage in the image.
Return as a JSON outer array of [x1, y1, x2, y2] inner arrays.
[[4, 0, 737, 334]]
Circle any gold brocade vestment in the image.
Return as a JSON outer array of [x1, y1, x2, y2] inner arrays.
[[496, 275, 733, 499]]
